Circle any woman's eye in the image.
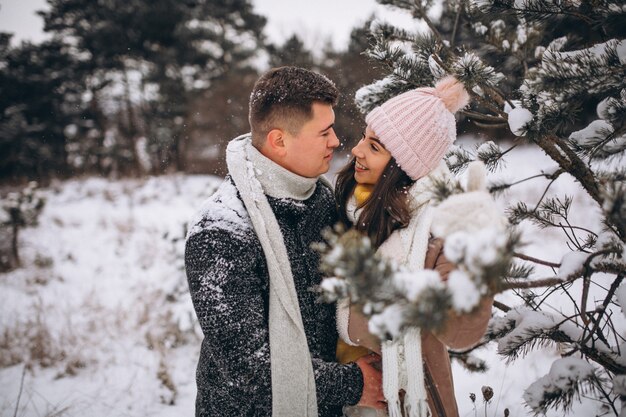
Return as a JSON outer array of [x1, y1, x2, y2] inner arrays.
[[370, 144, 378, 152]]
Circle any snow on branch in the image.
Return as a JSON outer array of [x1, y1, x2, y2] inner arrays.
[[523, 357, 602, 415], [569, 88, 626, 161], [488, 308, 564, 360], [601, 182, 626, 242], [476, 140, 506, 171], [519, 38, 626, 133], [354, 75, 406, 114], [541, 38, 626, 92], [315, 184, 516, 339], [453, 52, 504, 88], [470, 0, 602, 24], [444, 145, 474, 174], [314, 222, 512, 340]]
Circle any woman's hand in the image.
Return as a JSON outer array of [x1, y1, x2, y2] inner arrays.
[[424, 237, 454, 281]]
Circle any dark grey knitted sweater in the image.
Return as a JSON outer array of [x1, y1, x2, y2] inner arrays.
[[185, 177, 363, 417]]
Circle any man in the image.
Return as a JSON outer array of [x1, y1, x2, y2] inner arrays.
[[185, 66, 385, 417]]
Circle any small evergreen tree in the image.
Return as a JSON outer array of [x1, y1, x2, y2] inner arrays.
[[0, 34, 85, 179], [0, 182, 45, 271], [268, 34, 316, 68], [319, 1, 626, 415]]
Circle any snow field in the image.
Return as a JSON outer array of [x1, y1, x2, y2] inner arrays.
[[1, 175, 219, 416], [0, 140, 620, 416]]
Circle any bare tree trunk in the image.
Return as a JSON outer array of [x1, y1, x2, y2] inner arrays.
[[11, 222, 20, 268], [122, 70, 141, 176]]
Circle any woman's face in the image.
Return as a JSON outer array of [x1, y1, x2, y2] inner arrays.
[[351, 126, 392, 185]]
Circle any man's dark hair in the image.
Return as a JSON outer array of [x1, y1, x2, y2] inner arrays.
[[248, 66, 339, 148]]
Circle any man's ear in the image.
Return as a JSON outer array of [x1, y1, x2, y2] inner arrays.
[[266, 128, 287, 157]]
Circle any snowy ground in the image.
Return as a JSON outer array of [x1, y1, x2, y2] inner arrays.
[[0, 141, 618, 416]]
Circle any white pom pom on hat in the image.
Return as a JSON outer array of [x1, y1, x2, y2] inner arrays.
[[365, 76, 470, 180]]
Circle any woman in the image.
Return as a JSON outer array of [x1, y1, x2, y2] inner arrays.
[[335, 77, 497, 417]]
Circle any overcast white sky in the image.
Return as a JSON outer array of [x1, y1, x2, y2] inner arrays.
[[0, 0, 417, 50]]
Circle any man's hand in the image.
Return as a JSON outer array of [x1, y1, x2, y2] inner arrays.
[[355, 353, 386, 409], [425, 237, 454, 281]]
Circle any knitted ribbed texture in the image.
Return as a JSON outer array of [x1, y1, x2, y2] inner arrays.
[[381, 341, 402, 417], [186, 134, 364, 417], [365, 77, 469, 180]]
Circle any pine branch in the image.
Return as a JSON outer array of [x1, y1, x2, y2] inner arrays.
[[493, 299, 511, 312], [501, 276, 565, 291], [501, 248, 621, 293], [580, 274, 591, 325], [476, 140, 507, 171], [477, 0, 597, 25], [449, 2, 462, 48], [513, 252, 560, 268], [409, 0, 445, 46], [460, 109, 507, 123], [492, 308, 626, 374], [472, 120, 510, 129], [489, 169, 564, 195], [449, 350, 489, 373], [506, 261, 535, 279], [445, 145, 474, 174], [508, 196, 573, 229], [533, 134, 603, 208], [524, 362, 605, 416]]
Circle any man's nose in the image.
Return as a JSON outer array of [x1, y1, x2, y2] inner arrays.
[[329, 131, 340, 148]]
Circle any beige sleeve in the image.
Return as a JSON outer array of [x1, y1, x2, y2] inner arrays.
[[347, 303, 382, 355], [435, 295, 493, 349], [427, 237, 493, 349]]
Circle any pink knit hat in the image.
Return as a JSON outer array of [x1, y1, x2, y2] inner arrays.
[[365, 76, 470, 180]]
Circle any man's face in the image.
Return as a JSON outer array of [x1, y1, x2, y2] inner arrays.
[[281, 102, 340, 178]]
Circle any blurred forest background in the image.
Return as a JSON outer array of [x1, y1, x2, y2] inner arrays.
[[0, 0, 506, 184], [0, 0, 386, 182]]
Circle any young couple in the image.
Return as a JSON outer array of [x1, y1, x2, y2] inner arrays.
[[185, 66, 495, 417]]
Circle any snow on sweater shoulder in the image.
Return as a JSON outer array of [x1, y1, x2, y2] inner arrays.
[[186, 178, 250, 240]]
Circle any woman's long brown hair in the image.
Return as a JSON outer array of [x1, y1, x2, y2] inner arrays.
[[335, 157, 415, 248]]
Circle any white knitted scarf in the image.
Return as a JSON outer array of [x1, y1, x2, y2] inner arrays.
[[226, 134, 319, 417], [344, 162, 451, 417]]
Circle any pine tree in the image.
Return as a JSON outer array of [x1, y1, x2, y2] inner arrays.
[[268, 35, 316, 68], [318, 1, 626, 415], [321, 20, 388, 149], [0, 35, 85, 179], [39, 0, 266, 174]]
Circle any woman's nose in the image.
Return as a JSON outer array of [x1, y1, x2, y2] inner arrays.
[[351, 142, 364, 157]]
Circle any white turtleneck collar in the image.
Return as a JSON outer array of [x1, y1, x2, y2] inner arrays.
[[245, 138, 318, 201]]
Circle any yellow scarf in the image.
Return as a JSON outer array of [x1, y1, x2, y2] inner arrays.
[[353, 183, 374, 206], [336, 183, 375, 364]]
